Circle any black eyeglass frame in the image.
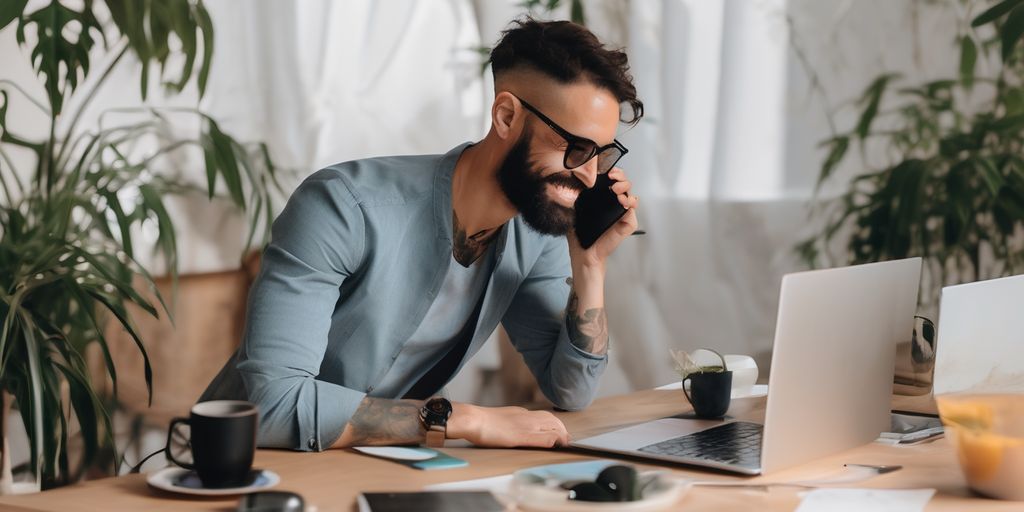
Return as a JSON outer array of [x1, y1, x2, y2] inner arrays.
[[516, 97, 628, 174]]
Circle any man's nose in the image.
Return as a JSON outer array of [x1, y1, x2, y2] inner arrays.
[[572, 157, 599, 188]]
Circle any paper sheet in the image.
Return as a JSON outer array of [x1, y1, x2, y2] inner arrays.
[[795, 488, 935, 512], [423, 475, 513, 495]]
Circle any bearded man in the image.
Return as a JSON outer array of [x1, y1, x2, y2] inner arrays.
[[201, 17, 643, 451]]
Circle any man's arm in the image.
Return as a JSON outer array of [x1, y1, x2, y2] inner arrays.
[[564, 274, 608, 355], [331, 397, 569, 448], [233, 171, 371, 451], [564, 166, 638, 356]]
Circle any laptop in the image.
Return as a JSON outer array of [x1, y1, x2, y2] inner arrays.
[[933, 274, 1024, 395], [572, 258, 922, 475]]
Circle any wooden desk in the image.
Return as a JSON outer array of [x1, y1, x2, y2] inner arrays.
[[0, 389, 1018, 511]]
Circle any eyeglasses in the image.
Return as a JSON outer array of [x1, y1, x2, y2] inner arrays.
[[516, 97, 628, 174]]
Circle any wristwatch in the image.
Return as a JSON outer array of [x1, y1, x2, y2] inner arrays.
[[420, 397, 453, 447]]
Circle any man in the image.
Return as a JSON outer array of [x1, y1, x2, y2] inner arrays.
[[200, 17, 643, 451]]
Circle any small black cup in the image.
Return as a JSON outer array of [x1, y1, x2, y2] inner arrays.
[[683, 371, 732, 419], [167, 400, 258, 488]]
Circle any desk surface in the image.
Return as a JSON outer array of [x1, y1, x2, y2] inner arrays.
[[0, 389, 1017, 512]]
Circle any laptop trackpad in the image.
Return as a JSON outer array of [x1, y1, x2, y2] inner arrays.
[[574, 417, 727, 451]]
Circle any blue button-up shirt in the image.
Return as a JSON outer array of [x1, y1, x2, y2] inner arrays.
[[200, 143, 608, 451]]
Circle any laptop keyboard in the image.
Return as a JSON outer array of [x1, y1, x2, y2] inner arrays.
[[637, 421, 763, 470]]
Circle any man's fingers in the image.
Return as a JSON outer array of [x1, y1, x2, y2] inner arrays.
[[618, 192, 639, 209], [611, 179, 632, 195]]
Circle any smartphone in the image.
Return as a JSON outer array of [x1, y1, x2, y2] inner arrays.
[[574, 173, 628, 249]]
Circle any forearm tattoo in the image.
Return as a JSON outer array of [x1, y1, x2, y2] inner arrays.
[[565, 284, 609, 354], [344, 397, 425, 446]]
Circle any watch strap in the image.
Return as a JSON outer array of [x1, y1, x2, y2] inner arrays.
[[425, 427, 446, 448]]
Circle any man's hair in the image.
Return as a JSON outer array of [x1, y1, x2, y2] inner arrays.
[[489, 17, 644, 126]]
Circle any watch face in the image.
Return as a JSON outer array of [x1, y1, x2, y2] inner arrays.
[[425, 398, 452, 421]]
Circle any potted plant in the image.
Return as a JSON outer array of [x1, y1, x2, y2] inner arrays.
[[798, 0, 1024, 304], [0, 0, 280, 490]]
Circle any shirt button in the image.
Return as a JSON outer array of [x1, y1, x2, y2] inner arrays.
[[367, 385, 374, 392], [308, 438, 318, 450]]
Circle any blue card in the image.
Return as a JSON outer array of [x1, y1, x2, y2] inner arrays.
[[352, 446, 468, 470]]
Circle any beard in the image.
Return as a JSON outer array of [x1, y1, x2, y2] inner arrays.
[[497, 130, 583, 236]]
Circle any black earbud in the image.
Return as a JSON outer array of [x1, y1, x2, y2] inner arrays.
[[596, 464, 638, 502], [567, 481, 616, 502], [566, 464, 639, 502]]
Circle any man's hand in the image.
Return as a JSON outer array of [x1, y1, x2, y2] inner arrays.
[[450, 402, 569, 448], [567, 166, 639, 269]]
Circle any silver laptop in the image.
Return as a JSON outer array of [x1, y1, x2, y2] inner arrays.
[[572, 258, 922, 475], [934, 274, 1024, 395]]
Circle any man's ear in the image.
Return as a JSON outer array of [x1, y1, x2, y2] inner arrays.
[[492, 91, 521, 140]]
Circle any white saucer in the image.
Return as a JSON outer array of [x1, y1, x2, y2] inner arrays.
[[655, 382, 768, 399], [146, 467, 280, 496]]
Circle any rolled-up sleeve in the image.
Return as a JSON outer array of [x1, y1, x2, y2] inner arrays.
[[501, 237, 608, 411], [235, 170, 367, 451]]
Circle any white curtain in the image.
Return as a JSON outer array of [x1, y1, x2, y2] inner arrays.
[[1, 0, 960, 398]]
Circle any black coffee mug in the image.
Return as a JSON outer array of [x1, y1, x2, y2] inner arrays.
[[167, 400, 258, 488], [683, 371, 732, 418]]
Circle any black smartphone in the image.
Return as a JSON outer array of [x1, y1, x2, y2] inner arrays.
[[574, 173, 628, 249]]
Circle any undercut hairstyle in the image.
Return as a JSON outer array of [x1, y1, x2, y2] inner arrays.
[[489, 17, 644, 126]]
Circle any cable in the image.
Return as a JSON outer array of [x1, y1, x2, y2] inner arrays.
[[128, 447, 167, 474]]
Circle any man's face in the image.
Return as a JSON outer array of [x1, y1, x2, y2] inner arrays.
[[497, 83, 621, 236], [497, 127, 581, 235]]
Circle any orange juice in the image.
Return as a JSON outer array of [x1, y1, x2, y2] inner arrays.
[[936, 394, 1024, 501]]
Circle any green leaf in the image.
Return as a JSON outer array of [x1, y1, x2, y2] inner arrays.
[[101, 190, 134, 258], [855, 74, 896, 139], [570, 0, 586, 25], [138, 184, 179, 278], [66, 247, 157, 318], [16, 1, 103, 114], [973, 0, 1024, 27], [1002, 4, 1024, 61], [990, 113, 1024, 131], [976, 158, 1005, 196], [65, 285, 118, 400], [168, 0, 197, 91], [1005, 88, 1024, 115], [87, 290, 153, 406], [203, 119, 246, 208], [53, 361, 99, 476], [0, 0, 28, 31], [817, 136, 849, 187], [195, 3, 215, 97], [960, 36, 977, 89]]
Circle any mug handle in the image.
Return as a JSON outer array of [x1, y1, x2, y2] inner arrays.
[[682, 376, 694, 404], [166, 417, 195, 470]]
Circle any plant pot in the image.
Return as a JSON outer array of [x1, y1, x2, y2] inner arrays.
[[0, 392, 40, 495]]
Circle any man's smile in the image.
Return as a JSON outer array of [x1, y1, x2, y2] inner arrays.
[[548, 183, 582, 208]]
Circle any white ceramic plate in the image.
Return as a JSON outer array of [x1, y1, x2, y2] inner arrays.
[[146, 467, 280, 496], [656, 382, 768, 399], [511, 460, 688, 511]]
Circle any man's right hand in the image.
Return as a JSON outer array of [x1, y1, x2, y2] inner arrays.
[[449, 402, 569, 448]]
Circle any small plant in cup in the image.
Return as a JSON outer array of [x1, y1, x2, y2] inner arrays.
[[670, 349, 733, 419], [670, 348, 728, 380]]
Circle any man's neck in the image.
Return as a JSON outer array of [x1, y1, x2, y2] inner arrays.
[[449, 138, 517, 267], [451, 138, 516, 238]]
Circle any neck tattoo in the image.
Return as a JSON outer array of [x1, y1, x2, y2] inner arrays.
[[453, 211, 495, 267]]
